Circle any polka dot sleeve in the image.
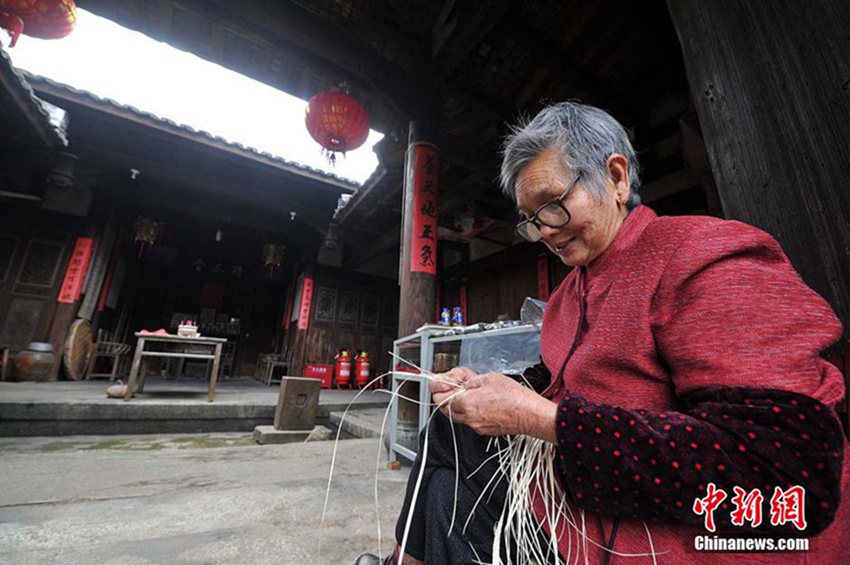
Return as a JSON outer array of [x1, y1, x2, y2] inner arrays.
[[554, 385, 844, 536]]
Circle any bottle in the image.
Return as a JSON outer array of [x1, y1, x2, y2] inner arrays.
[[452, 306, 464, 326], [440, 307, 451, 325]]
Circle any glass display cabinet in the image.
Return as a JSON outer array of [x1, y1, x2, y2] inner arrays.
[[389, 323, 541, 462]]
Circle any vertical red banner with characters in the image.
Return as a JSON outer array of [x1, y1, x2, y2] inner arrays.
[[410, 143, 439, 274], [297, 277, 314, 330], [58, 237, 94, 304], [537, 256, 550, 301]]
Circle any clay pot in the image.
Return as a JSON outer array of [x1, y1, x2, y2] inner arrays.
[[14, 342, 56, 382]]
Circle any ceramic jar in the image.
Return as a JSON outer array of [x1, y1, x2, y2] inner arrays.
[[14, 342, 56, 382]]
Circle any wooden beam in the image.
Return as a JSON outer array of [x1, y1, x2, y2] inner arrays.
[[504, 15, 638, 124], [333, 166, 387, 225], [439, 134, 501, 179], [344, 223, 400, 270], [640, 169, 699, 203], [432, 0, 458, 57], [433, 1, 517, 81]]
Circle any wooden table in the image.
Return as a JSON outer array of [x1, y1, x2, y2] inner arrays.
[[124, 333, 227, 402]]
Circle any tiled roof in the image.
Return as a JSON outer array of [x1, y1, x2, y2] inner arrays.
[[22, 71, 361, 191], [0, 49, 67, 147]]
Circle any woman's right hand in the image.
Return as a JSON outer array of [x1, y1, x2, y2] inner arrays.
[[430, 366, 475, 396]]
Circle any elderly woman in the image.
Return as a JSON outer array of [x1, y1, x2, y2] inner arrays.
[[357, 102, 849, 565]]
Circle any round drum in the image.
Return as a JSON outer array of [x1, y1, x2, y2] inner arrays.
[[63, 318, 92, 380]]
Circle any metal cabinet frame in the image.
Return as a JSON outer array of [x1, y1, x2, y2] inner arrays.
[[388, 324, 540, 462]]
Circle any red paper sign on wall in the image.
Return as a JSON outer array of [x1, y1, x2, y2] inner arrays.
[[57, 237, 94, 304], [297, 277, 314, 330], [409, 143, 439, 275]]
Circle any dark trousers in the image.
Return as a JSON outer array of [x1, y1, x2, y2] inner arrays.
[[394, 411, 510, 564]]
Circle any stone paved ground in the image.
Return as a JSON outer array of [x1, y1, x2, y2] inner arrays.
[[0, 433, 409, 565]]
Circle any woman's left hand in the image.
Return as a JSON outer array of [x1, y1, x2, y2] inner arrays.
[[431, 372, 558, 441]]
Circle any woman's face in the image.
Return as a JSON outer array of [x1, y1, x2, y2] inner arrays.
[[514, 147, 630, 267]]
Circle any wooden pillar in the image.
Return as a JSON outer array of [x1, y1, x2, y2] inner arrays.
[[289, 259, 316, 377], [667, 0, 850, 342], [46, 224, 97, 380], [398, 105, 440, 428], [399, 120, 440, 337]]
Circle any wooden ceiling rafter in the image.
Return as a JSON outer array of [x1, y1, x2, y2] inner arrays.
[[332, 164, 388, 225], [292, 0, 422, 68], [432, 1, 518, 82], [503, 14, 638, 124], [343, 221, 400, 270]]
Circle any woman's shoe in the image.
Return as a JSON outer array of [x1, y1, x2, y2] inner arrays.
[[354, 546, 399, 565]]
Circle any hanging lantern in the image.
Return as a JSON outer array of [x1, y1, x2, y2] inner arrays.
[[0, 0, 77, 48], [262, 243, 284, 269], [305, 89, 370, 164], [133, 216, 164, 257], [45, 151, 77, 190]]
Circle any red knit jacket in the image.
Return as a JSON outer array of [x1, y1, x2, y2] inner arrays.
[[529, 206, 849, 564]]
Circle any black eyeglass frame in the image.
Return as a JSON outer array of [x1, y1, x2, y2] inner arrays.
[[514, 172, 582, 243]]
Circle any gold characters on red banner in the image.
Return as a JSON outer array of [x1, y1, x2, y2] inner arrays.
[[410, 144, 439, 275]]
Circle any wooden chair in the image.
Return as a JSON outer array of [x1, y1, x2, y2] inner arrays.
[[85, 330, 131, 381], [256, 347, 293, 386]]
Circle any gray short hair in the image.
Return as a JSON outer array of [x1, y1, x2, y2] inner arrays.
[[499, 102, 641, 209]]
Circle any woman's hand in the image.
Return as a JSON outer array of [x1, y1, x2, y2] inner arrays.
[[430, 370, 558, 442], [430, 366, 476, 395]]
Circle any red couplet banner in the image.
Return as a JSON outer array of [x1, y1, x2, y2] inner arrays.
[[409, 144, 439, 275], [58, 237, 94, 304], [297, 277, 314, 330]]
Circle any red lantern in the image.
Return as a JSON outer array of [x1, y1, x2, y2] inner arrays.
[[0, 0, 76, 47], [305, 91, 370, 164]]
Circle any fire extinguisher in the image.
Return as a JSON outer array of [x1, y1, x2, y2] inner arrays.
[[355, 350, 370, 389], [334, 348, 352, 389]]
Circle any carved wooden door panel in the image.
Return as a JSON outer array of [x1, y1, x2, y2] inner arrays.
[[0, 231, 69, 350]]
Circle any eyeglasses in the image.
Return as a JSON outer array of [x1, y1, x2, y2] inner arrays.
[[514, 172, 582, 243]]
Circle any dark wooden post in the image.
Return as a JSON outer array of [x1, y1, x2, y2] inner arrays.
[[397, 108, 440, 435], [289, 259, 315, 377], [399, 120, 440, 337], [667, 0, 850, 342]]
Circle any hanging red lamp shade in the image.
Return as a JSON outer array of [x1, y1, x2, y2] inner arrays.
[[0, 0, 76, 48], [305, 91, 370, 163]]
